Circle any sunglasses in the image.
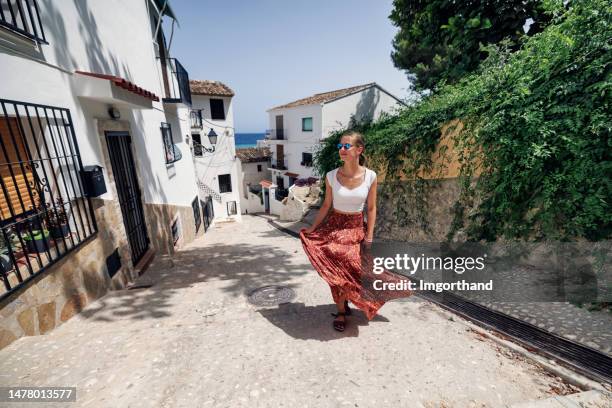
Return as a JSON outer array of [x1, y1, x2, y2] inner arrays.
[[337, 143, 353, 150]]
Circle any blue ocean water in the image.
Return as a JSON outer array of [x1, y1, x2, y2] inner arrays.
[[235, 133, 265, 149]]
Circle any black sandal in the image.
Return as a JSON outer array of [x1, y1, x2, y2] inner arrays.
[[331, 300, 352, 317], [333, 312, 346, 332]]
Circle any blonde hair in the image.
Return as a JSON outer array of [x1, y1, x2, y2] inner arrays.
[[341, 130, 368, 166]]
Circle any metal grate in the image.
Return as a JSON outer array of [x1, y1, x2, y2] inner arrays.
[[201, 196, 214, 232], [247, 285, 295, 306], [192, 196, 201, 233], [0, 99, 97, 300], [0, 0, 47, 44]]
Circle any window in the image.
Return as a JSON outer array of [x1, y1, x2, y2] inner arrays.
[[161, 123, 181, 164], [227, 201, 237, 215], [257, 164, 262, 172], [0, 0, 47, 44], [301, 152, 313, 167], [218, 174, 232, 193], [302, 117, 313, 132], [0, 99, 97, 299], [192, 133, 203, 157], [210, 99, 225, 120]]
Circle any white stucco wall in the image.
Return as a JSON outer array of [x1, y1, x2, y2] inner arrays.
[[0, 0, 199, 208], [322, 86, 403, 138], [190, 94, 242, 221], [239, 161, 271, 199], [266, 104, 322, 180]]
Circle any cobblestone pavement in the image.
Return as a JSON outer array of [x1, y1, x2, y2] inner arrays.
[[0, 214, 591, 407]]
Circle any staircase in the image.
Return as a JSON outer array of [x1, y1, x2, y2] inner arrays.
[[197, 180, 222, 203]]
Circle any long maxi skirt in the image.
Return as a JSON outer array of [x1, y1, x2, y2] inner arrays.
[[299, 208, 414, 320]]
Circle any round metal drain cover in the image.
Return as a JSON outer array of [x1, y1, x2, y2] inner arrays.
[[247, 285, 296, 306]]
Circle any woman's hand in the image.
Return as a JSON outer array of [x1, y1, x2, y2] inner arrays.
[[363, 236, 373, 248], [301, 225, 316, 234]]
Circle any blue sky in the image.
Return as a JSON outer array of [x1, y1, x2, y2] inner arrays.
[[166, 0, 411, 132]]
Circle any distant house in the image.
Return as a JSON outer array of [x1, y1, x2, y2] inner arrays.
[[189, 80, 242, 223], [235, 147, 272, 214], [263, 83, 404, 193]]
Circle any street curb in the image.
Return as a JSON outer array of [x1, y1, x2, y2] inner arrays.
[[429, 302, 611, 393]]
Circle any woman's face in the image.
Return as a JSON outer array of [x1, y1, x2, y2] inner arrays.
[[338, 135, 363, 162]]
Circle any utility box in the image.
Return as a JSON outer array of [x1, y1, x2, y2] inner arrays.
[[81, 165, 107, 197]]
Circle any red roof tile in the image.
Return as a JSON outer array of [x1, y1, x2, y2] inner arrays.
[[284, 172, 299, 177], [259, 180, 273, 188], [75, 71, 160, 101], [189, 80, 234, 97], [269, 83, 376, 110]]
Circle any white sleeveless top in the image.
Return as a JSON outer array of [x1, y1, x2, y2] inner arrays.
[[326, 167, 376, 212]]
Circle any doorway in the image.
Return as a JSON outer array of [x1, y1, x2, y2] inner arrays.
[[105, 131, 150, 265]]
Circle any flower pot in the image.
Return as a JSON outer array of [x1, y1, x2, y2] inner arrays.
[[0, 254, 13, 274], [24, 232, 50, 254], [51, 224, 70, 238]]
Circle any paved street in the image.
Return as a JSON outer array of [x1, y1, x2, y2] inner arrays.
[[0, 214, 596, 407]]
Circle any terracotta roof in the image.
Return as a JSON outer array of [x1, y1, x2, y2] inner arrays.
[[236, 147, 271, 163], [259, 180, 272, 188], [284, 172, 299, 177], [75, 71, 160, 101], [189, 80, 234, 97], [269, 83, 377, 110]]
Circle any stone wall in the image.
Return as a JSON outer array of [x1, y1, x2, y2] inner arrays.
[[375, 178, 463, 242], [144, 201, 204, 255], [0, 198, 136, 350]]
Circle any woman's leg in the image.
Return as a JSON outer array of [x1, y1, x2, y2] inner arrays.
[[334, 291, 347, 324]]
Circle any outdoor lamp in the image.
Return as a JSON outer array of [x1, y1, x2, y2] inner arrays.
[[207, 128, 218, 145]]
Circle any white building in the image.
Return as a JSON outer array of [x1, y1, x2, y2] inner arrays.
[[263, 83, 404, 192], [235, 147, 272, 214], [261, 83, 404, 209], [189, 80, 242, 223], [0, 0, 207, 348]]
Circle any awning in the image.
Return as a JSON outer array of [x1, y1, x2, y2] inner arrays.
[[74, 71, 160, 109], [284, 172, 299, 178], [153, 0, 177, 21]]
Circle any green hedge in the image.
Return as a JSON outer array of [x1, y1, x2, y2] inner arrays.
[[315, 0, 611, 242]]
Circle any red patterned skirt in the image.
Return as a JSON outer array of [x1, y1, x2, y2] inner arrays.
[[299, 209, 414, 320]]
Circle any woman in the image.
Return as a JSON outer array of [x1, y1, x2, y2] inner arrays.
[[299, 131, 414, 332]]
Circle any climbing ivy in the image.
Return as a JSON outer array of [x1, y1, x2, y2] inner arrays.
[[315, 0, 611, 242]]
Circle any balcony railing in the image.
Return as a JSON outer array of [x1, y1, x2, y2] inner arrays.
[[270, 159, 287, 170], [265, 129, 285, 140], [190, 110, 203, 129], [159, 57, 192, 106], [0, 0, 47, 43]]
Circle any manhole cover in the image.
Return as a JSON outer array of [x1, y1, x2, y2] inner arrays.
[[247, 285, 296, 306]]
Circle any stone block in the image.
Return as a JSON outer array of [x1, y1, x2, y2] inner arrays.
[[37, 302, 56, 334], [60, 293, 88, 322], [17, 308, 35, 336], [0, 329, 17, 349]]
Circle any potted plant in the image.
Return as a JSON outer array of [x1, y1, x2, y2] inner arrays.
[[47, 198, 71, 238], [0, 229, 16, 274], [22, 229, 50, 254]]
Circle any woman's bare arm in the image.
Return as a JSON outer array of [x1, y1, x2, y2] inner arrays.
[[364, 177, 377, 241], [308, 175, 333, 230]]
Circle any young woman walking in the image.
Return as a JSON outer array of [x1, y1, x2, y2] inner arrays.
[[299, 131, 414, 332]]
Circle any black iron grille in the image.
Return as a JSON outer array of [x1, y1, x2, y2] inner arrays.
[[0, 0, 47, 44], [0, 99, 98, 300]]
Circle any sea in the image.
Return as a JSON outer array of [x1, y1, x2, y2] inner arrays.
[[235, 133, 266, 149]]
